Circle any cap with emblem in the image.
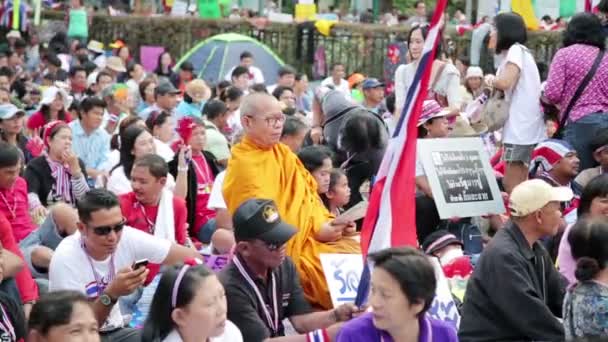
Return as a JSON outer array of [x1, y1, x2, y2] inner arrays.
[[233, 199, 297, 245], [0, 104, 25, 121]]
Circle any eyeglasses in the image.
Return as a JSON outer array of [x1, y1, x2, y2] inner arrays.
[[90, 219, 126, 236], [245, 113, 286, 127]]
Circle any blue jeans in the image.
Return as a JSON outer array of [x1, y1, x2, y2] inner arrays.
[[564, 112, 608, 170], [197, 218, 216, 244]]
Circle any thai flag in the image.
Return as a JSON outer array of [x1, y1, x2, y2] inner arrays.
[[355, 0, 448, 306], [586, 0, 601, 12]]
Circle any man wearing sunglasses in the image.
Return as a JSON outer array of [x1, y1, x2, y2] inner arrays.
[[220, 198, 359, 341], [48, 189, 201, 342]]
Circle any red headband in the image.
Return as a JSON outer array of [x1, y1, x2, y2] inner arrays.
[[43, 120, 68, 148]]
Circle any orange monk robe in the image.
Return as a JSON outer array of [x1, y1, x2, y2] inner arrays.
[[223, 136, 360, 309]]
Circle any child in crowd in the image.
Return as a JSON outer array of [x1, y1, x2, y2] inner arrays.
[[297, 145, 333, 195], [322, 168, 351, 216]]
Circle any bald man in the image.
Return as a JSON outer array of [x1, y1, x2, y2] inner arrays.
[[222, 93, 360, 309]]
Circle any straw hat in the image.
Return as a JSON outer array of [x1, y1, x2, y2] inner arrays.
[[106, 56, 126, 73], [449, 114, 488, 137], [185, 79, 211, 101]]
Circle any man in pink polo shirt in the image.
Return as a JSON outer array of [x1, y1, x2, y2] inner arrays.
[[0, 141, 35, 242]]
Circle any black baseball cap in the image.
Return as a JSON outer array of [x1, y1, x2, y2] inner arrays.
[[233, 199, 297, 245], [155, 82, 180, 96], [180, 61, 194, 72]]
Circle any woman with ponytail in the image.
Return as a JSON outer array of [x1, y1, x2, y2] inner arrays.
[[141, 261, 242, 342], [563, 217, 608, 339]]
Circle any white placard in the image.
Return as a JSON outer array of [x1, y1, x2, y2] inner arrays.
[[171, 0, 189, 16], [320, 254, 461, 329], [418, 137, 505, 219], [336, 201, 368, 223], [320, 254, 363, 308], [268, 12, 293, 23]]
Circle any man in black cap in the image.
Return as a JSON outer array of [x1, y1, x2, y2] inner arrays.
[[171, 61, 194, 92], [219, 198, 359, 342], [361, 78, 386, 114], [139, 81, 180, 120]]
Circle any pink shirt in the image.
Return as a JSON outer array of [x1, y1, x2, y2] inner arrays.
[[544, 44, 608, 123], [0, 177, 35, 242]]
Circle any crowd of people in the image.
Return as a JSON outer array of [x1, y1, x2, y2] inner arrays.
[[0, 1, 607, 341]]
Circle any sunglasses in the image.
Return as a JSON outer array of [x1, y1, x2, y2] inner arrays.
[[90, 219, 126, 236]]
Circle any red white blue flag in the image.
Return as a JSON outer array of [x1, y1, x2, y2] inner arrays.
[[355, 0, 448, 306], [586, 0, 601, 12]]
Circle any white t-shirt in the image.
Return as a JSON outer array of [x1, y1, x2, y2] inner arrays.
[[154, 138, 175, 162], [499, 43, 546, 145], [49, 227, 171, 331], [207, 170, 226, 210], [320, 77, 351, 98], [107, 166, 176, 196], [224, 65, 265, 85], [163, 320, 243, 342]]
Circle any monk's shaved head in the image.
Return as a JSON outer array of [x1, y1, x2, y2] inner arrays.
[[240, 92, 279, 118], [240, 92, 285, 148]]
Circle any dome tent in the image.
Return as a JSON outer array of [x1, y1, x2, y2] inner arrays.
[[174, 33, 285, 85]]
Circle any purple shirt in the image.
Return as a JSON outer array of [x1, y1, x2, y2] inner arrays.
[[336, 312, 458, 342], [544, 44, 608, 123]]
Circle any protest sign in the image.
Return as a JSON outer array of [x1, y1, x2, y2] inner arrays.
[[418, 137, 505, 219], [202, 254, 229, 272], [321, 253, 460, 328], [320, 254, 363, 308]]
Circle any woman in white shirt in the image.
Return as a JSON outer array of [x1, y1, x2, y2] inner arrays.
[[141, 262, 243, 342], [394, 24, 462, 119], [486, 12, 545, 193], [107, 125, 176, 195]]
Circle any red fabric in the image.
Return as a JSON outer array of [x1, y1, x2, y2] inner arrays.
[[192, 154, 216, 233], [26, 111, 73, 131], [0, 177, 35, 242], [119, 192, 188, 283], [0, 212, 38, 303]]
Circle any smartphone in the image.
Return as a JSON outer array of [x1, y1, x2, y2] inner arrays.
[[132, 259, 149, 270]]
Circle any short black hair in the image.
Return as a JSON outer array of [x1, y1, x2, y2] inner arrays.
[[28, 290, 91, 335], [249, 83, 268, 93], [231, 66, 249, 79], [126, 61, 141, 77], [414, 0, 425, 8], [281, 116, 308, 138], [369, 247, 436, 315], [46, 53, 62, 67], [133, 154, 169, 179], [297, 145, 333, 173], [272, 86, 293, 100], [0, 66, 14, 79], [563, 12, 606, 50], [331, 63, 344, 71], [76, 189, 120, 224], [240, 51, 253, 60], [180, 61, 194, 72], [14, 38, 26, 49], [80, 96, 106, 113], [203, 99, 228, 120], [69, 65, 86, 78], [339, 108, 387, 153], [591, 130, 608, 152], [495, 12, 527, 54], [278, 65, 296, 77], [0, 141, 21, 168], [295, 73, 307, 82], [96, 71, 113, 84], [578, 174, 608, 217], [219, 86, 244, 103], [385, 92, 395, 115]]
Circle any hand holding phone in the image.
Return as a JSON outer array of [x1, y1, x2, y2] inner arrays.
[[132, 259, 149, 270]]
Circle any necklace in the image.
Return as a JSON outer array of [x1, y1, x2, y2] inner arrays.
[[0, 188, 16, 220], [137, 203, 156, 234]]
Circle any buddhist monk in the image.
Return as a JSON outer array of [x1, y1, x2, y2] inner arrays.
[[223, 93, 361, 309]]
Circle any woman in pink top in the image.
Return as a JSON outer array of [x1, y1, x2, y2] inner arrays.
[[544, 13, 608, 170], [558, 174, 608, 284]]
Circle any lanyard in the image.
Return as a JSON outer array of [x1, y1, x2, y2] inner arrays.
[[0, 304, 15, 342], [81, 239, 115, 295], [233, 256, 279, 334], [137, 202, 155, 234], [192, 156, 211, 184], [0, 189, 15, 220]]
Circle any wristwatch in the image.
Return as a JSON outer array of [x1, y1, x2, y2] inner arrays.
[[99, 292, 117, 307]]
